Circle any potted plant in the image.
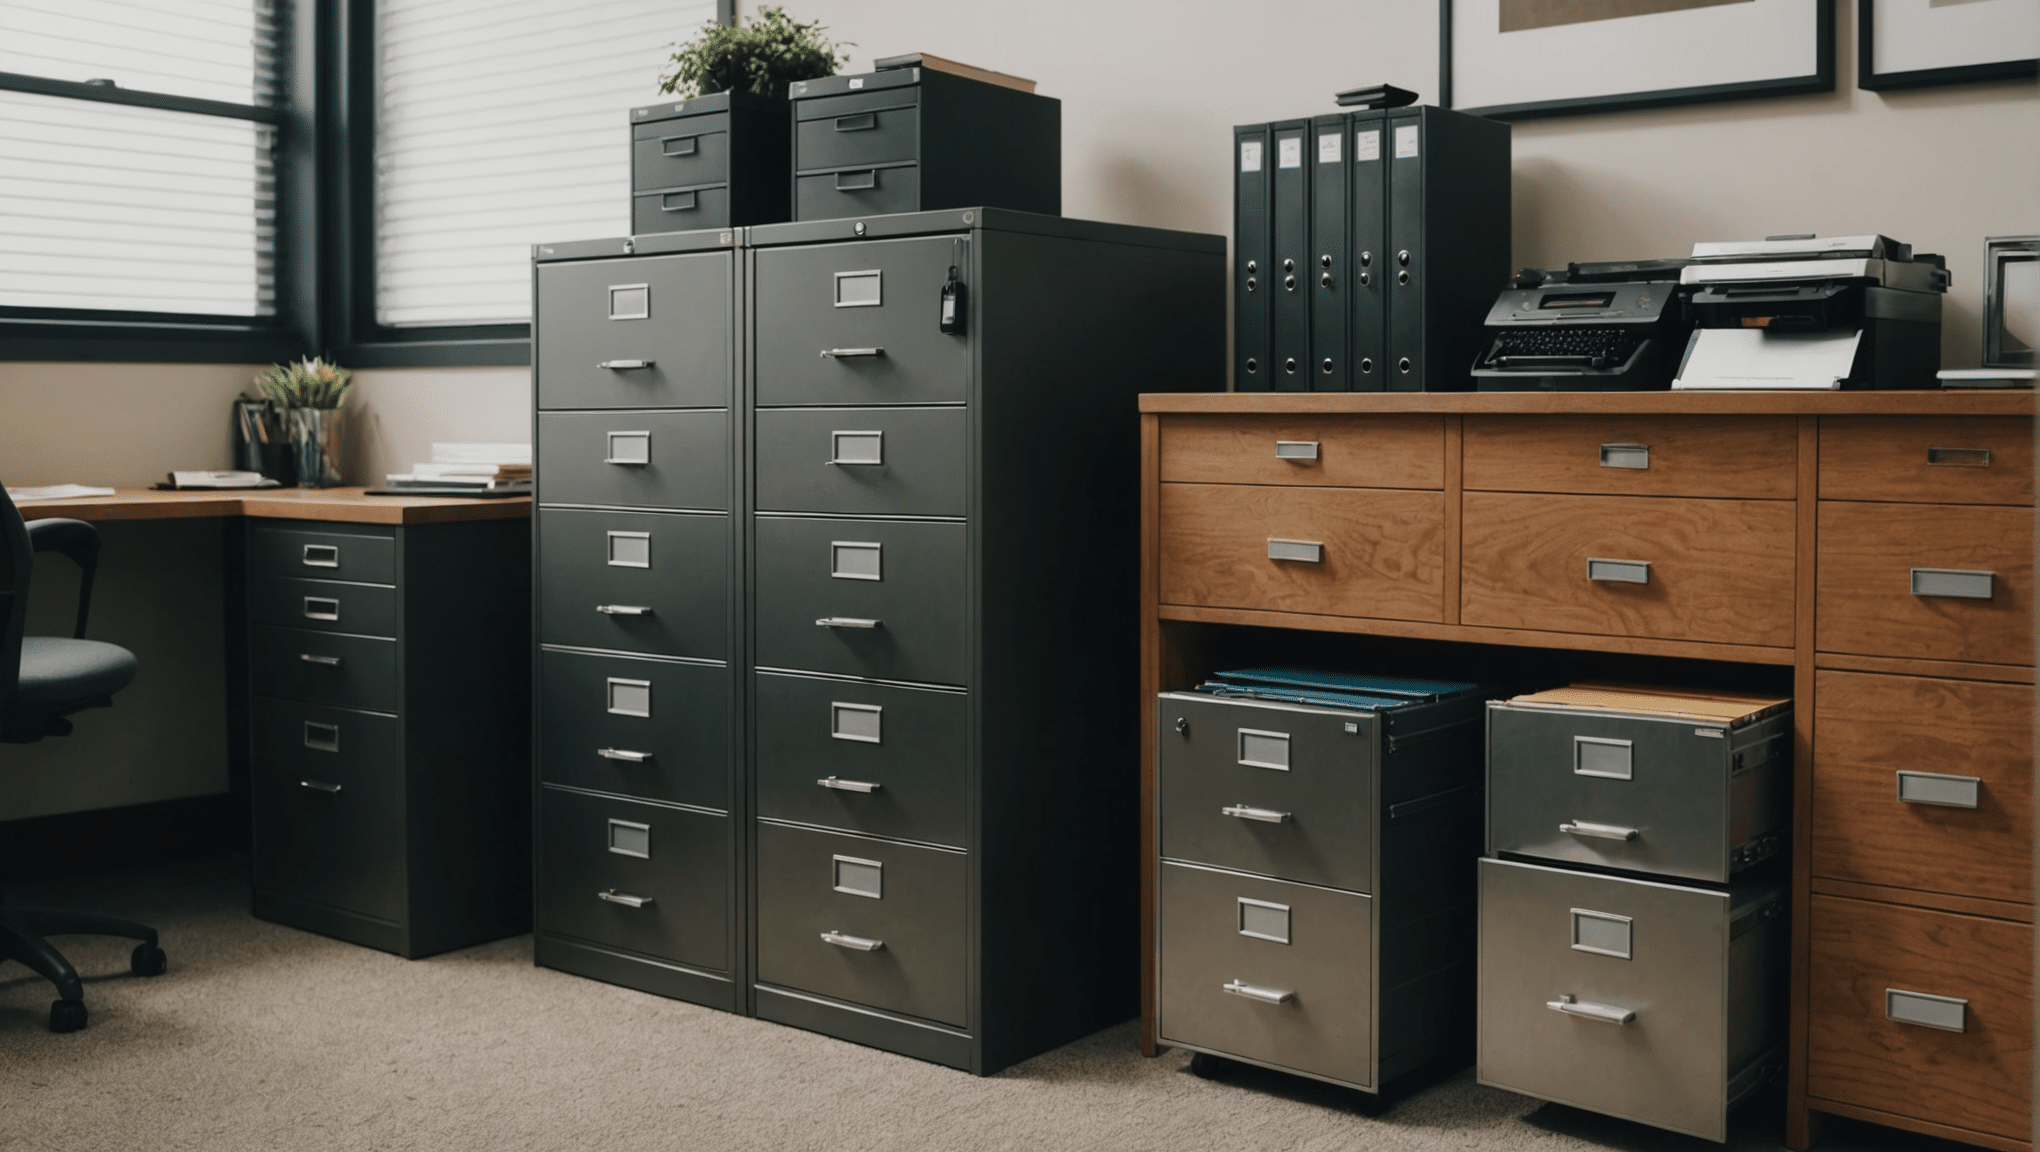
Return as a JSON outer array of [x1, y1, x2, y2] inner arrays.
[[253, 357, 353, 488], [658, 6, 850, 100]]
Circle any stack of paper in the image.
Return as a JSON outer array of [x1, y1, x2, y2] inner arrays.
[[384, 442, 533, 491]]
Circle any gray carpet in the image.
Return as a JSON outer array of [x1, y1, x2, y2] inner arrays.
[[0, 855, 1974, 1152]]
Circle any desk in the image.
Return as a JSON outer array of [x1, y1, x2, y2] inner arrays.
[[14, 486, 533, 958], [1139, 391, 2033, 1152]]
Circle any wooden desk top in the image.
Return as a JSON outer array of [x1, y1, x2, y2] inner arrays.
[[11, 486, 532, 526], [1139, 390, 2036, 416]]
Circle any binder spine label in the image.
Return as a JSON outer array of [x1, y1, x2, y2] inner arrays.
[[1240, 140, 1262, 172], [1234, 125, 1273, 391], [1356, 129, 1380, 162], [1270, 122, 1311, 391], [1395, 125, 1420, 158]]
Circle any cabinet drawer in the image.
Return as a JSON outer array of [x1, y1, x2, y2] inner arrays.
[[1157, 694, 1373, 893], [1158, 414, 1444, 489], [538, 649, 732, 811], [632, 185, 731, 236], [754, 672, 966, 848], [753, 516, 966, 686], [537, 410, 730, 511], [755, 822, 966, 1028], [1463, 416, 1797, 499], [1817, 501, 2034, 666], [752, 235, 965, 406], [535, 509, 730, 660], [1158, 862, 1375, 1089], [795, 102, 917, 172], [251, 625, 397, 713], [250, 699, 404, 922], [248, 522, 394, 584], [1808, 895, 2032, 1144], [795, 164, 921, 223], [535, 251, 733, 410], [1461, 493, 1795, 648], [1812, 670, 2032, 905], [1156, 483, 1445, 623], [631, 113, 729, 192], [250, 576, 396, 638], [1821, 416, 2034, 505], [538, 787, 729, 974], [754, 406, 966, 517]]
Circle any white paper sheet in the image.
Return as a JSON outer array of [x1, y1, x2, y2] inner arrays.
[[1672, 328, 1861, 390]]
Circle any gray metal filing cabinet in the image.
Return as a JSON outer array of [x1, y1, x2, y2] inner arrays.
[[629, 90, 791, 234], [745, 208, 1221, 1073], [1153, 684, 1486, 1092], [247, 516, 531, 958], [1478, 685, 1792, 1142]]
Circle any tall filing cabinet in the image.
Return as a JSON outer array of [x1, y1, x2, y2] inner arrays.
[[247, 516, 531, 958]]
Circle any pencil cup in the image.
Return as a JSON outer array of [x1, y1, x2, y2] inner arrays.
[[286, 407, 345, 488]]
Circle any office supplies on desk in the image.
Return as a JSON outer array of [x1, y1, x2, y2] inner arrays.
[[158, 471, 281, 490], [6, 485, 116, 501], [1473, 266, 1689, 392]]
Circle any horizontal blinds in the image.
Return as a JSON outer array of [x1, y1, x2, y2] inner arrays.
[[0, 0, 275, 107], [375, 0, 717, 327]]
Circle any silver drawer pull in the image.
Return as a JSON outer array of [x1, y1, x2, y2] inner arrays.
[[597, 748, 653, 763], [596, 604, 653, 616], [1547, 994, 1635, 1024], [597, 890, 653, 909], [1587, 557, 1650, 584], [1886, 988, 1967, 1032], [1599, 443, 1650, 470], [1273, 440, 1320, 460], [815, 616, 881, 629], [299, 653, 342, 667], [299, 779, 342, 794], [820, 347, 884, 358], [1910, 567, 1995, 600], [818, 776, 881, 793], [1221, 804, 1292, 824], [1927, 446, 1991, 467], [1896, 770, 1982, 809], [302, 596, 340, 621], [597, 359, 654, 370], [301, 543, 340, 568], [820, 930, 884, 952], [1222, 980, 1296, 1005], [1267, 538, 1323, 563], [1560, 820, 1640, 841]]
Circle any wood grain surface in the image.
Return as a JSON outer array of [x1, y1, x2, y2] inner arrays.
[[1460, 492, 1796, 646], [1808, 895, 2032, 1144], [1811, 670, 2032, 905], [1140, 391, 2036, 417], [1820, 416, 2035, 506], [1157, 413, 1445, 489], [1157, 483, 1445, 622], [1463, 415, 1798, 498], [1817, 501, 2034, 666], [8, 486, 531, 525]]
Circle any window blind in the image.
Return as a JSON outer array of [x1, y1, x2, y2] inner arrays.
[[374, 0, 718, 328]]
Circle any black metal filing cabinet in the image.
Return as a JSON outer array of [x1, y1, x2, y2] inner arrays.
[[247, 515, 531, 958]]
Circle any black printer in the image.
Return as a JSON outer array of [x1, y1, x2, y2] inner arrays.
[[1472, 259, 1691, 391]]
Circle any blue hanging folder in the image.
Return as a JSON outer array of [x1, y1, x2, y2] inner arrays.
[[1204, 666, 1481, 702]]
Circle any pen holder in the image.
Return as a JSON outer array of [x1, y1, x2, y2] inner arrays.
[[286, 407, 345, 488], [232, 399, 295, 486]]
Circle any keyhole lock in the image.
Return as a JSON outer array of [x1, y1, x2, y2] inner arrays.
[[1174, 717, 1190, 736]]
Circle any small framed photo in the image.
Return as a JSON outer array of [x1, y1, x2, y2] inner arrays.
[[1985, 236, 2038, 369], [1859, 0, 2040, 91]]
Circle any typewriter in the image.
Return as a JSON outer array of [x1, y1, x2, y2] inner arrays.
[[1472, 259, 1691, 392]]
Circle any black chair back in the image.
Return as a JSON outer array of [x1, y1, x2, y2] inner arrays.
[[0, 486, 28, 702]]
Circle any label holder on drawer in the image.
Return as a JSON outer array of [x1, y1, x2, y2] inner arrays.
[[1587, 557, 1651, 585], [1274, 440, 1320, 461], [1896, 770, 1982, 809], [1886, 988, 1968, 1032], [1910, 567, 1995, 600], [1598, 443, 1650, 470], [1267, 538, 1323, 563]]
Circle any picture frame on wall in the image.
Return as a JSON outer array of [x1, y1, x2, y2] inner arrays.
[[1442, 0, 1834, 119], [1858, 0, 2040, 91]]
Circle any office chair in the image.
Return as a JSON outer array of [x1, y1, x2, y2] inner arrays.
[[0, 485, 164, 1032]]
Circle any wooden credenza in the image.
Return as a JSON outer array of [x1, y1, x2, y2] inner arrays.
[[1138, 392, 2034, 1152]]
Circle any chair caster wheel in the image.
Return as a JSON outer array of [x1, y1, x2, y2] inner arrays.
[[1188, 1052, 1239, 1080], [131, 943, 167, 977], [49, 999, 87, 1033]]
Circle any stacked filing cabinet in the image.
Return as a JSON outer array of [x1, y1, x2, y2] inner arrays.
[[247, 517, 530, 957], [1478, 684, 1792, 1143], [745, 208, 1220, 1073], [1154, 668, 1488, 1092], [531, 229, 745, 1011], [629, 91, 791, 234]]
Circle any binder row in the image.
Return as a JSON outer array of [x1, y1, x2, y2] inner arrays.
[[1235, 107, 1512, 392]]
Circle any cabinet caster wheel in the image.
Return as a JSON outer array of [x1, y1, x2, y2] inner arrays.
[[49, 999, 87, 1033], [131, 943, 167, 977], [1189, 1052, 1239, 1080]]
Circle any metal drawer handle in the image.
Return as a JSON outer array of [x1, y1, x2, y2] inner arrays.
[[302, 596, 340, 621], [820, 930, 884, 952], [1586, 557, 1650, 584], [659, 134, 698, 156], [1927, 447, 1991, 468], [597, 748, 653, 763], [1896, 770, 1981, 809], [1547, 994, 1635, 1024], [833, 112, 877, 132], [301, 544, 340, 568], [1222, 980, 1295, 1005], [820, 347, 885, 358], [1267, 538, 1323, 563], [1599, 443, 1650, 470], [1887, 988, 1967, 1032], [818, 776, 881, 793], [299, 653, 342, 667], [597, 604, 654, 616], [834, 169, 878, 191], [1221, 804, 1291, 824], [1273, 440, 1320, 460], [299, 779, 342, 794], [598, 890, 653, 909], [1910, 567, 1995, 600], [597, 359, 654, 370], [816, 616, 881, 629], [1560, 820, 1640, 841]]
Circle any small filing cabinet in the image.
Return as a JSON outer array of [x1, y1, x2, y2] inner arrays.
[[785, 69, 1059, 221], [629, 91, 790, 234], [247, 517, 530, 958]]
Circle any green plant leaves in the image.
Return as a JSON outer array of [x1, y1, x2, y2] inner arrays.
[[252, 357, 353, 410], [656, 4, 853, 99]]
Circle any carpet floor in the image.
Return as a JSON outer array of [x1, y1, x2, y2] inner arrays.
[[0, 854, 1980, 1152]]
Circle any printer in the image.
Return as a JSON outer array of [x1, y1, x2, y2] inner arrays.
[[1672, 234, 1949, 390], [1472, 258, 1692, 391]]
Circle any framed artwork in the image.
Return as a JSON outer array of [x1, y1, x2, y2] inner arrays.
[[1442, 0, 1835, 119], [1859, 0, 2040, 91], [1985, 236, 2038, 369]]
